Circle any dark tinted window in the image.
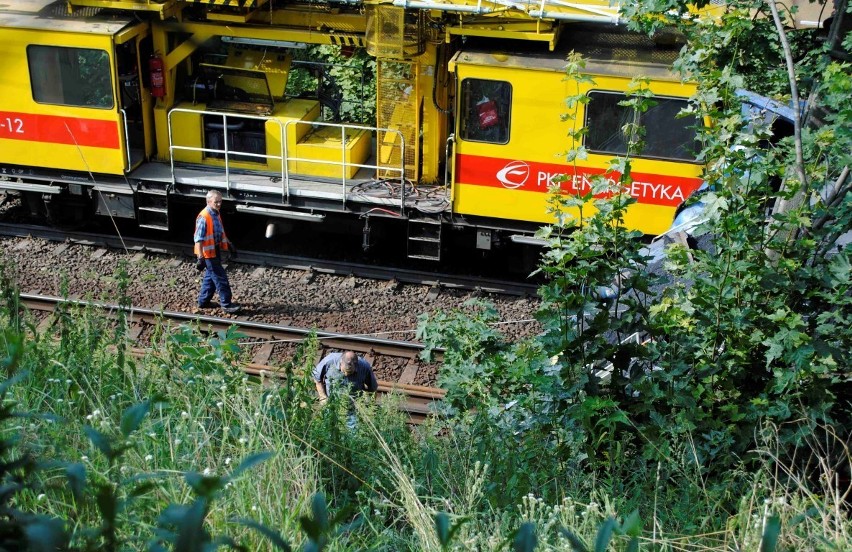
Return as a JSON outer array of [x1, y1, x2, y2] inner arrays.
[[460, 78, 511, 144], [585, 91, 698, 161], [28, 46, 113, 109]]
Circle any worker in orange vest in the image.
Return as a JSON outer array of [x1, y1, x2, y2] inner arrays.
[[194, 190, 240, 314]]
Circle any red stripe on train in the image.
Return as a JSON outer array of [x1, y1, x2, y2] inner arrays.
[[0, 111, 119, 149], [456, 153, 702, 207]]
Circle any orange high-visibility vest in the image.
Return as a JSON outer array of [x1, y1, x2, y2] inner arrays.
[[194, 208, 231, 259]]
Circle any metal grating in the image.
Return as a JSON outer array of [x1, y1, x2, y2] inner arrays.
[[376, 59, 419, 182], [365, 5, 425, 60], [189, 0, 265, 7], [45, 3, 103, 17], [567, 29, 682, 65]]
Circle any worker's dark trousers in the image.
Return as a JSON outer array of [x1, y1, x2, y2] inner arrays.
[[198, 257, 234, 307]]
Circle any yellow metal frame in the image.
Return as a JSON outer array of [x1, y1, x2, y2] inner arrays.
[[445, 15, 560, 49], [68, 0, 182, 20], [149, 17, 369, 161]]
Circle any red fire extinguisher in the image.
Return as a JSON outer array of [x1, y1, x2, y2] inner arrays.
[[149, 55, 165, 98]]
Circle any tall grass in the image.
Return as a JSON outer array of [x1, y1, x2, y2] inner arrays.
[[0, 257, 848, 550]]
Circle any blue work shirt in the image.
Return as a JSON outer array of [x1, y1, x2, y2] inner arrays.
[[312, 353, 378, 398], [194, 206, 227, 250]]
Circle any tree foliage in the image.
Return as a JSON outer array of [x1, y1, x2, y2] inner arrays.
[[286, 45, 376, 124], [421, 0, 851, 496]]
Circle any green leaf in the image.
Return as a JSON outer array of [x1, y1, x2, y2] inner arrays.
[[789, 506, 820, 527], [120, 400, 150, 437], [0, 334, 24, 377], [311, 492, 329, 532], [84, 426, 113, 459], [23, 516, 68, 552], [210, 534, 245, 551], [184, 471, 225, 498], [228, 451, 273, 481], [173, 499, 209, 552], [65, 463, 86, 504], [825, 253, 851, 287], [233, 517, 292, 551], [300, 516, 321, 541], [620, 510, 642, 537], [334, 512, 363, 538], [435, 512, 450, 546], [759, 514, 781, 552], [434, 512, 467, 549], [95, 484, 117, 524], [0, 370, 29, 396], [512, 522, 537, 552], [594, 517, 616, 552]]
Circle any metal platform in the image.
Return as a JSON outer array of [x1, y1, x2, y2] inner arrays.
[[128, 160, 450, 215]]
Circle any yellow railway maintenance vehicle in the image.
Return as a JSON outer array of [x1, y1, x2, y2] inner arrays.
[[0, 0, 707, 262]]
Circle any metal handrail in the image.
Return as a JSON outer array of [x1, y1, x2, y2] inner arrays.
[[165, 110, 408, 209], [388, 0, 621, 22], [444, 132, 456, 209], [167, 108, 286, 198], [118, 108, 131, 171]]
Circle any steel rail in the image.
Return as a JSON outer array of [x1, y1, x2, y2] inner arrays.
[[19, 293, 442, 361], [0, 222, 539, 297], [19, 293, 445, 424]]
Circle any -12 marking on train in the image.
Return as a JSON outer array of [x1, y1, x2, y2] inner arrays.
[[0, 111, 119, 149], [1, 118, 25, 134]]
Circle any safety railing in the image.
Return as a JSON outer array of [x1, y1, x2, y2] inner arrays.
[[281, 119, 407, 209], [167, 110, 408, 209], [118, 108, 132, 172], [386, 0, 621, 23], [444, 133, 456, 209], [167, 108, 286, 198]]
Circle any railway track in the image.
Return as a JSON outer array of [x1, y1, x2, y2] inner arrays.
[[0, 222, 539, 297], [18, 293, 445, 424]]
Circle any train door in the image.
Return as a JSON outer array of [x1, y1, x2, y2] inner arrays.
[[114, 24, 152, 170], [448, 50, 573, 224]]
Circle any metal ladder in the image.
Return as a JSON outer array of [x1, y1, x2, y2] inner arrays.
[[407, 216, 442, 261], [135, 185, 169, 231]]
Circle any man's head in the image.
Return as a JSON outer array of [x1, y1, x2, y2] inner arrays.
[[206, 190, 223, 211], [340, 351, 358, 376]]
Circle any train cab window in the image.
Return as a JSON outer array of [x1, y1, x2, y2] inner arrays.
[[27, 46, 114, 109], [460, 78, 511, 144], [585, 92, 699, 161]]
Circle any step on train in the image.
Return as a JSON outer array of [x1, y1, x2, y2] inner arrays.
[[0, 0, 711, 262]]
